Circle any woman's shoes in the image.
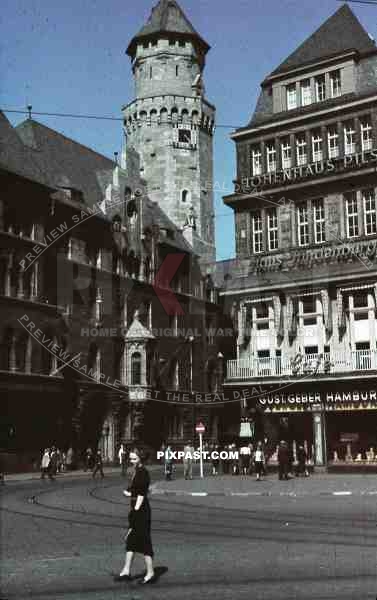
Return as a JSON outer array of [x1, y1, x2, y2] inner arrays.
[[114, 573, 132, 582], [139, 574, 156, 585]]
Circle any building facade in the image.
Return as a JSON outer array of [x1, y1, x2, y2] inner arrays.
[[220, 4, 377, 468], [0, 0, 225, 469]]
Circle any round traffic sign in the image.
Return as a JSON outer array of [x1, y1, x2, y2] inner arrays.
[[195, 422, 205, 433]]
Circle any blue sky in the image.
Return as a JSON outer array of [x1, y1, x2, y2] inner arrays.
[[1, 0, 376, 261]]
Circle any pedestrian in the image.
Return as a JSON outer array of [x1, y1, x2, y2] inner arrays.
[[41, 448, 50, 479], [297, 444, 308, 477], [209, 444, 217, 476], [84, 447, 94, 472], [92, 450, 104, 479], [48, 447, 57, 480], [231, 444, 239, 475], [118, 444, 127, 477], [183, 441, 194, 479], [254, 441, 265, 481], [278, 440, 289, 480], [240, 442, 251, 475], [164, 445, 173, 480], [116, 448, 155, 585], [66, 447, 74, 471]]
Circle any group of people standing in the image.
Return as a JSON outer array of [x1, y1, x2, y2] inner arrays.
[[40, 447, 67, 480]]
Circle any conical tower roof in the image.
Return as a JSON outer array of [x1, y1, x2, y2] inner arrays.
[[270, 3, 376, 77], [126, 0, 210, 57]]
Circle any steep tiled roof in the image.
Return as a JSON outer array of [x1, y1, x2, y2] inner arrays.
[[270, 4, 376, 77], [127, 0, 209, 56], [15, 119, 115, 206], [0, 112, 54, 188]]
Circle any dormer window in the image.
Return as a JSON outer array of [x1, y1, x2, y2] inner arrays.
[[286, 84, 297, 110], [300, 79, 311, 106], [315, 75, 326, 102], [330, 70, 341, 98]]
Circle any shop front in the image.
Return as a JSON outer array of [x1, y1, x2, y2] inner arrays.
[[253, 383, 377, 470]]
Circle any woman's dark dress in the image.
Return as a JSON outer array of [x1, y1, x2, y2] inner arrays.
[[126, 466, 153, 557]]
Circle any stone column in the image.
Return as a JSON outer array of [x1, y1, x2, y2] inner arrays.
[[312, 408, 326, 466]]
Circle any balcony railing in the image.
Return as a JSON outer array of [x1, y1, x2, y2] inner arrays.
[[226, 350, 376, 380]]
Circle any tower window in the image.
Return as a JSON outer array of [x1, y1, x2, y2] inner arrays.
[[176, 65, 179, 76], [182, 190, 189, 203], [179, 40, 185, 47], [131, 352, 142, 385], [150, 66, 153, 79], [178, 129, 191, 143]]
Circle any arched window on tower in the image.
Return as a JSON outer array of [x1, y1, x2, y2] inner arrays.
[[131, 352, 142, 385], [181, 109, 189, 123], [160, 107, 168, 122], [150, 109, 157, 124], [176, 65, 179, 77], [181, 189, 189, 203]]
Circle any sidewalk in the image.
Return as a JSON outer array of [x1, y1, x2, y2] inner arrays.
[[1, 466, 123, 484], [151, 466, 377, 497], [1, 463, 164, 484]]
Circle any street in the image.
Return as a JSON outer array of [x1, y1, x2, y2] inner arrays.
[[1, 469, 377, 599]]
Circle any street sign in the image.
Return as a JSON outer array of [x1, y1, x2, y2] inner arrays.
[[195, 422, 205, 433]]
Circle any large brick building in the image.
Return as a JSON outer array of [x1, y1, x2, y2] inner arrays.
[[220, 4, 377, 468], [0, 0, 226, 469]]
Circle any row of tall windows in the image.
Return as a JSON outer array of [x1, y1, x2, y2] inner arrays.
[[250, 117, 373, 176], [250, 191, 377, 254], [286, 69, 341, 110], [345, 190, 377, 238]]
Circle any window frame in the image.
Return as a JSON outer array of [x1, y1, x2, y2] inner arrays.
[[251, 145, 262, 176], [344, 122, 356, 156], [328, 126, 339, 159], [311, 131, 323, 162], [297, 203, 309, 247], [286, 83, 297, 110], [281, 138, 292, 169], [267, 207, 279, 251], [266, 142, 277, 173], [296, 134, 307, 166], [252, 210, 264, 254], [300, 79, 312, 106], [313, 198, 325, 244], [361, 117, 373, 152], [315, 75, 326, 102], [362, 188, 377, 236], [345, 192, 359, 238], [330, 70, 342, 98]]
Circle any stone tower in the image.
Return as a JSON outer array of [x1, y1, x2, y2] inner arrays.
[[123, 0, 216, 264]]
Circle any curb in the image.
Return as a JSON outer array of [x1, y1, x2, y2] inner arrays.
[[151, 488, 377, 497]]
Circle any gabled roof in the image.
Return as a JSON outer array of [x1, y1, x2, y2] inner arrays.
[[126, 0, 209, 57], [15, 119, 115, 206], [269, 4, 376, 78], [125, 312, 155, 340]]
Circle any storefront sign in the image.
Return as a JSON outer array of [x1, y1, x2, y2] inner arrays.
[[258, 389, 377, 410], [241, 148, 377, 191], [251, 239, 377, 273], [340, 433, 359, 442]]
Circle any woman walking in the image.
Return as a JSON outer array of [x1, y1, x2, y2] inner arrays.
[[116, 449, 155, 585], [254, 441, 265, 481]]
